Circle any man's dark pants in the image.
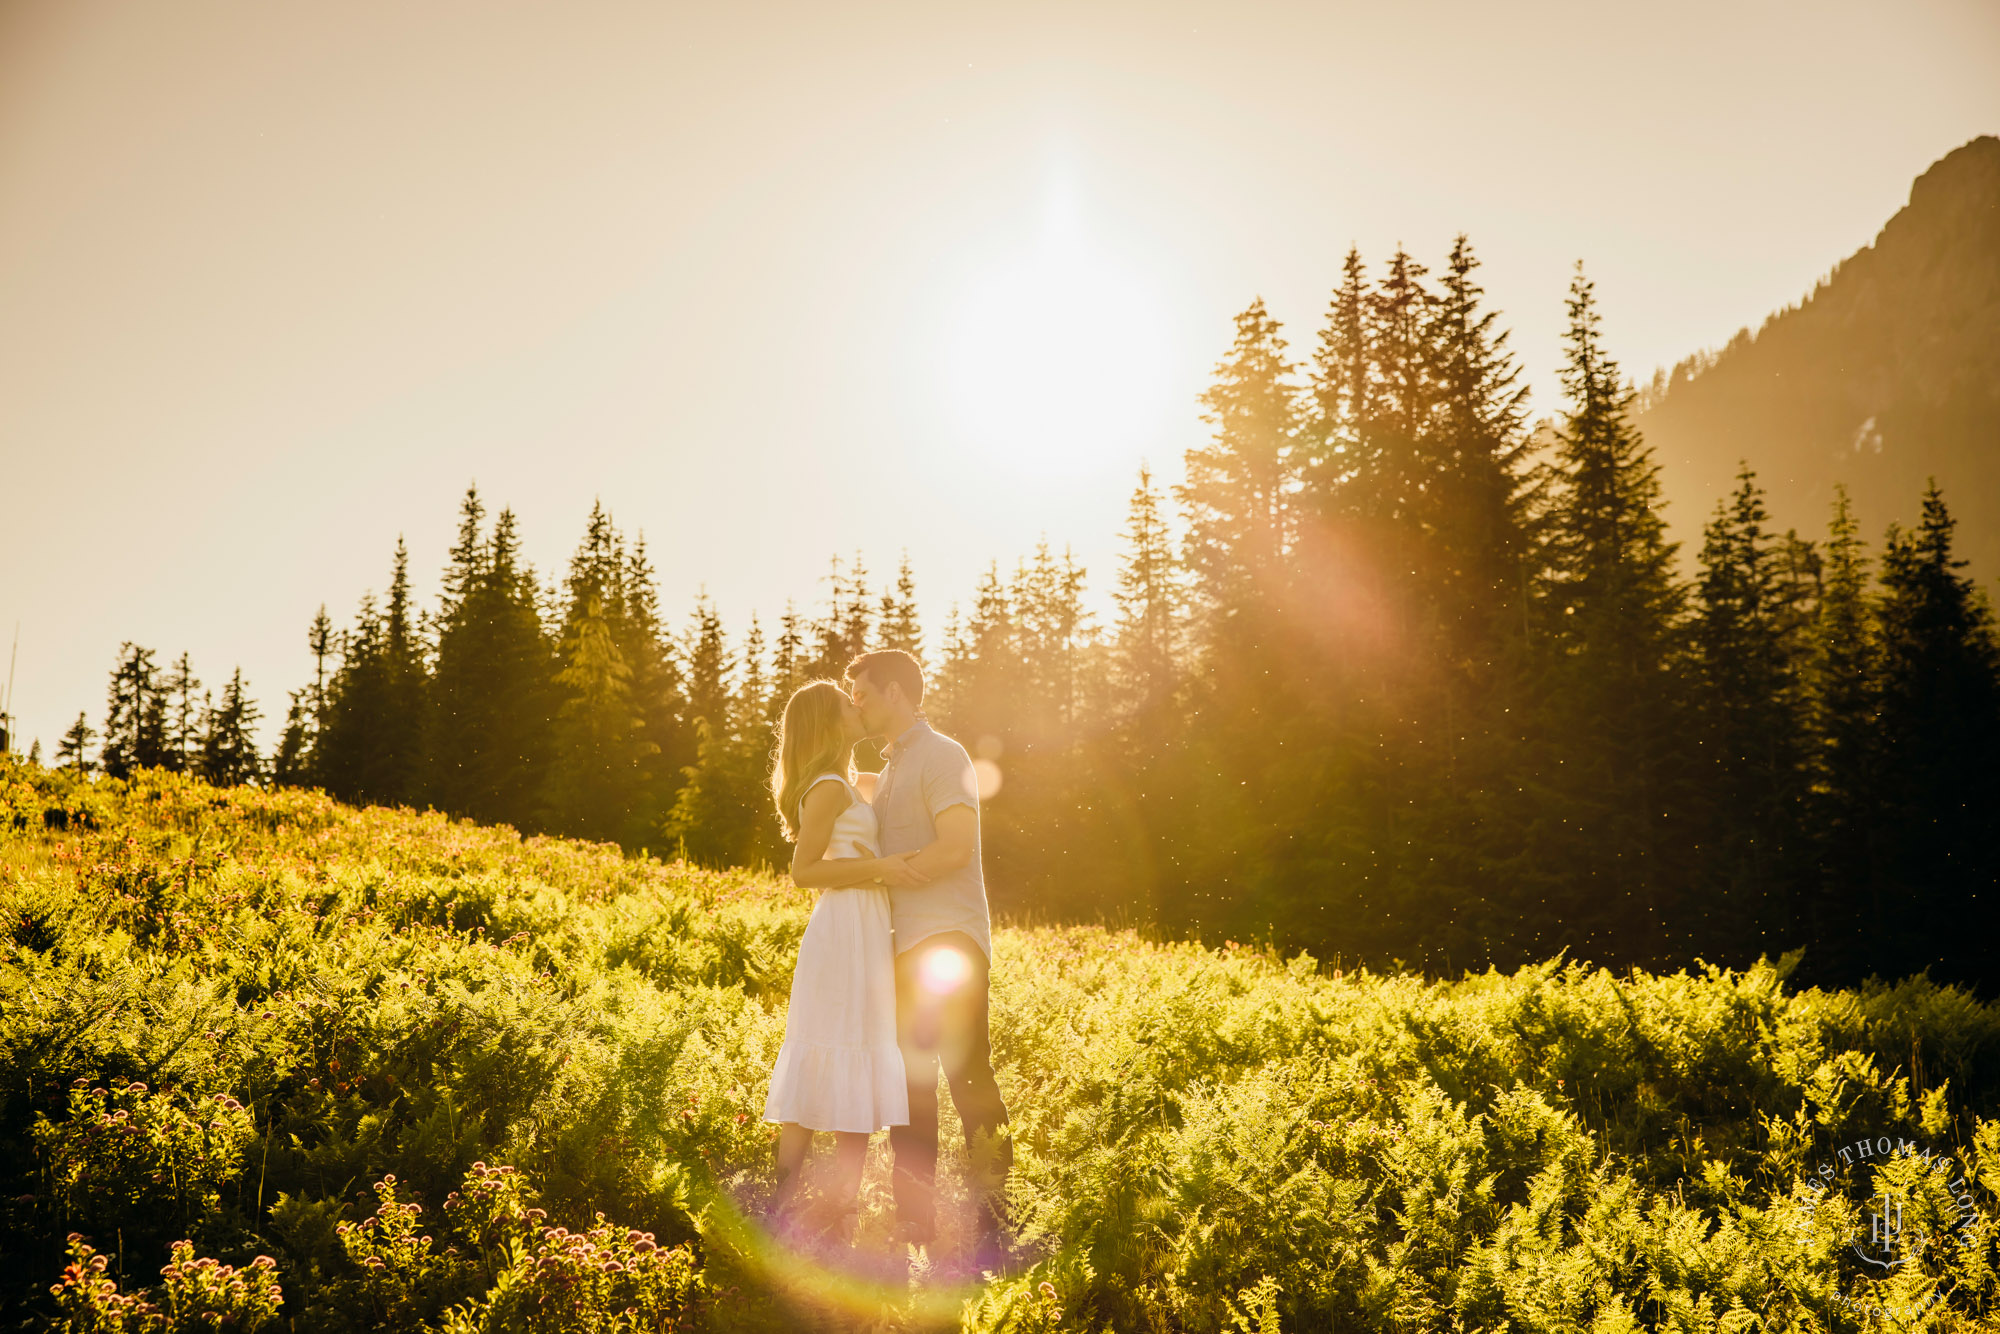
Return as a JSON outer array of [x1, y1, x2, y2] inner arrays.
[[889, 931, 1011, 1243]]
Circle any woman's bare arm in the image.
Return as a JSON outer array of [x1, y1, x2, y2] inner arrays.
[[790, 780, 924, 889]]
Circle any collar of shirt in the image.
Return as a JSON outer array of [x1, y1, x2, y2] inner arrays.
[[882, 719, 933, 762]]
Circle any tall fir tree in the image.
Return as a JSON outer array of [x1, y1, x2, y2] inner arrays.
[[666, 595, 771, 867], [543, 597, 655, 842], [1112, 465, 1184, 714], [1422, 235, 1536, 660], [162, 653, 202, 774], [1688, 465, 1815, 953], [1865, 484, 2000, 986], [619, 534, 692, 846], [878, 554, 924, 660], [768, 603, 807, 719], [1803, 485, 1879, 979], [1530, 263, 1690, 965], [198, 669, 262, 787], [317, 595, 394, 804], [1178, 298, 1300, 618], [57, 713, 96, 774], [100, 644, 169, 779], [378, 538, 429, 803], [271, 690, 314, 788], [429, 498, 556, 829], [1302, 247, 1372, 503]]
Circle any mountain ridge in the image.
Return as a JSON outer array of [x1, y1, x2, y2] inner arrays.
[[1636, 134, 2000, 576]]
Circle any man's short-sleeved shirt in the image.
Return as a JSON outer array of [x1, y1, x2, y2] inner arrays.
[[873, 719, 991, 960]]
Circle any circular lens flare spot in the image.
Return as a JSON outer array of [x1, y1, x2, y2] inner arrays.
[[918, 946, 973, 995], [972, 758, 1003, 800]]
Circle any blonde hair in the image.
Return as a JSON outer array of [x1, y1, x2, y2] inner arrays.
[[771, 680, 855, 841]]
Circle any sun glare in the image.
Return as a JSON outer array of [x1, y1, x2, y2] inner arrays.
[[944, 184, 1180, 475]]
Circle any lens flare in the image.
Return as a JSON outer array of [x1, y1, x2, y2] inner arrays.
[[918, 946, 973, 994]]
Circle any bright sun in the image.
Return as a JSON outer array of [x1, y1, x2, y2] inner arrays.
[[944, 191, 1181, 476]]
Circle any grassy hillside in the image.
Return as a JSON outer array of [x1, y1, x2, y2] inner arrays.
[[4, 759, 2000, 1332]]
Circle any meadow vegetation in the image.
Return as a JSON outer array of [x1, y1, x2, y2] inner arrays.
[[5, 759, 2000, 1331]]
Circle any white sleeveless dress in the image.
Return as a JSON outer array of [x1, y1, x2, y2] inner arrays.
[[762, 773, 909, 1133]]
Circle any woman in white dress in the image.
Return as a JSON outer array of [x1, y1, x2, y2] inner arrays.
[[762, 680, 923, 1232]]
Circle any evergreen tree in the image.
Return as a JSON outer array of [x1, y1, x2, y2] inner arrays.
[[619, 534, 692, 845], [57, 713, 96, 774], [1178, 299, 1300, 616], [878, 554, 923, 659], [1531, 263, 1689, 965], [1012, 541, 1092, 744], [378, 538, 429, 803], [1112, 465, 1184, 712], [1353, 247, 1436, 537], [162, 653, 202, 774], [198, 669, 263, 787], [317, 595, 392, 804], [805, 554, 872, 679], [1803, 485, 1878, 979], [935, 562, 1017, 742], [1423, 235, 1536, 657], [665, 596, 773, 867], [100, 644, 169, 779], [1688, 465, 1815, 952], [1302, 247, 1371, 501], [768, 603, 807, 720], [271, 690, 314, 787], [1866, 484, 2000, 986], [543, 598, 655, 842], [681, 595, 732, 736], [429, 498, 557, 829]]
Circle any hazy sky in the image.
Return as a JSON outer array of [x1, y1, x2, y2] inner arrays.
[[3, 0, 1997, 754]]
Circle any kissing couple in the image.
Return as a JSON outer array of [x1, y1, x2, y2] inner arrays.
[[757, 649, 1013, 1268]]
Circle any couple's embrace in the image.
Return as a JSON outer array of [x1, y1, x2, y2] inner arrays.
[[759, 649, 1013, 1266]]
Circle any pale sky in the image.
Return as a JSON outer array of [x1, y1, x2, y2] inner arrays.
[[3, 0, 1997, 754]]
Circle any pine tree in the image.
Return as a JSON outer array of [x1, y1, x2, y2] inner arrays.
[[769, 603, 807, 720], [879, 554, 923, 659], [665, 596, 774, 867], [1688, 465, 1815, 952], [619, 534, 691, 845], [429, 501, 557, 829], [543, 598, 655, 842], [682, 595, 732, 735], [1423, 235, 1536, 658], [1178, 299, 1300, 616], [1012, 541, 1092, 743], [271, 690, 314, 787], [1866, 483, 2000, 985], [739, 616, 768, 727], [935, 562, 1017, 743], [317, 594, 391, 803], [1354, 247, 1435, 536], [57, 713, 96, 774], [101, 644, 169, 779], [162, 653, 202, 774], [1531, 263, 1690, 965], [378, 538, 429, 803], [1113, 465, 1184, 712], [1302, 247, 1371, 502], [804, 554, 872, 679], [1801, 485, 1878, 978], [198, 669, 263, 787]]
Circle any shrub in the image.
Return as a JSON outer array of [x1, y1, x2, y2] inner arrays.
[[51, 1234, 282, 1333]]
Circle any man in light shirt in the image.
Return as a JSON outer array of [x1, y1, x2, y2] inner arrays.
[[845, 649, 1012, 1263]]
